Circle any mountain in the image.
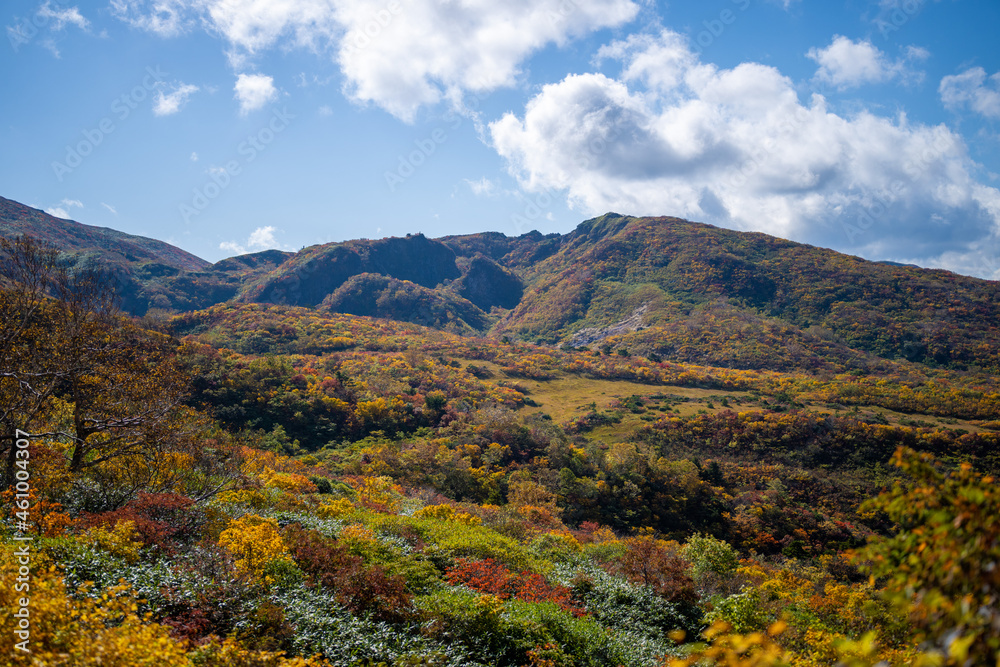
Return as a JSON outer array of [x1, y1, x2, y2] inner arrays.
[[486, 214, 1000, 372], [4, 196, 999, 374], [237, 233, 463, 307]]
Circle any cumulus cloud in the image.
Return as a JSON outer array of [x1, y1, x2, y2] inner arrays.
[[220, 225, 282, 255], [109, 0, 639, 121], [153, 82, 199, 116], [940, 67, 1000, 120], [234, 73, 277, 114], [490, 29, 1000, 277], [807, 35, 926, 89], [335, 0, 639, 120]]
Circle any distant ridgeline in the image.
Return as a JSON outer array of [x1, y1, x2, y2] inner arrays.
[[2, 196, 999, 374]]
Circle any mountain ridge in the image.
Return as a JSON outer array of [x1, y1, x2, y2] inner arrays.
[[3, 195, 998, 375]]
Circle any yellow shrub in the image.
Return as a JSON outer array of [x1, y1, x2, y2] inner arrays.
[[354, 475, 403, 511], [665, 621, 792, 667], [83, 521, 144, 564], [339, 524, 377, 545], [214, 488, 269, 509], [316, 497, 356, 518], [0, 543, 190, 666], [218, 515, 291, 584], [189, 637, 330, 666], [413, 504, 482, 526], [265, 471, 318, 495]]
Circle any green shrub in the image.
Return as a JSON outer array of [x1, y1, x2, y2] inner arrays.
[[704, 588, 769, 634], [530, 532, 583, 565], [681, 533, 739, 579]]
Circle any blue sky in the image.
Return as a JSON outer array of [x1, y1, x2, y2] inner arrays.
[[2, 0, 999, 278]]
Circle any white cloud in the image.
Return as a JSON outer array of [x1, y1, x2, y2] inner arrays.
[[109, 0, 639, 121], [110, 0, 190, 37], [45, 199, 83, 219], [219, 225, 282, 255], [190, 151, 199, 161], [940, 67, 1000, 120], [248, 225, 279, 248], [101, 202, 118, 215], [465, 177, 500, 198], [218, 241, 246, 254], [318, 105, 333, 117], [234, 73, 277, 114], [38, 2, 89, 31], [153, 82, 199, 116], [336, 0, 639, 121], [490, 29, 1000, 278], [807, 35, 925, 89]]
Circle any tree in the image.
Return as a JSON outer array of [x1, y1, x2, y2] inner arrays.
[[0, 236, 76, 486], [854, 447, 1000, 665], [0, 236, 220, 502]]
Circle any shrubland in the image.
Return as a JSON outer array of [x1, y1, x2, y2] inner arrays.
[[1, 235, 998, 665]]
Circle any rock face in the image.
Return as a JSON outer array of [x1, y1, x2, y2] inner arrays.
[[569, 305, 649, 347], [456, 256, 524, 311]]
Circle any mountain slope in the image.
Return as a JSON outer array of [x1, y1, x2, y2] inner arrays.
[[0, 197, 299, 316], [490, 214, 1000, 372], [237, 233, 463, 307], [0, 196, 209, 271], [4, 195, 998, 374]]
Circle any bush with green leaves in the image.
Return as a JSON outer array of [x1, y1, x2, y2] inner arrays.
[[703, 588, 770, 634], [416, 587, 618, 667], [556, 564, 698, 652], [854, 447, 1000, 665], [680, 533, 739, 579], [275, 585, 475, 666], [529, 532, 584, 565]]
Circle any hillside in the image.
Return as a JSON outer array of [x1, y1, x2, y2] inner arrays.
[[0, 198, 290, 316], [0, 196, 209, 271], [2, 207, 999, 666], [5, 197, 998, 379], [485, 214, 1000, 372]]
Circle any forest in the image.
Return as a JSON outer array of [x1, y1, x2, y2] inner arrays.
[[1, 231, 998, 667]]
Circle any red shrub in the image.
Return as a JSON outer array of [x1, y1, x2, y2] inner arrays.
[[283, 523, 412, 621], [82, 492, 198, 553], [608, 536, 696, 603], [446, 558, 584, 616]]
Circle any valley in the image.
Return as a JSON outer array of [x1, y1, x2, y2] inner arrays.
[[0, 199, 998, 666]]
